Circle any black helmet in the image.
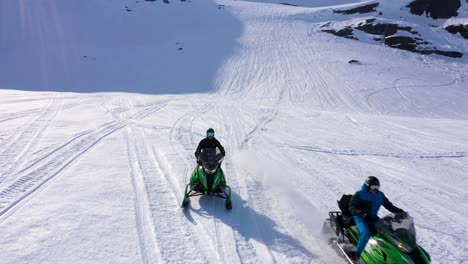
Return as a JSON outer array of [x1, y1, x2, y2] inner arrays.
[[206, 128, 215, 137], [365, 176, 380, 191]]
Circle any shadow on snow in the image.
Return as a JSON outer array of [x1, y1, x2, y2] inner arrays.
[[183, 191, 317, 261], [0, 0, 242, 94]]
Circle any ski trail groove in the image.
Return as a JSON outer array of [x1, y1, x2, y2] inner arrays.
[[0, 95, 62, 185], [0, 121, 125, 219], [129, 99, 169, 120], [218, 104, 261, 264], [240, 107, 278, 149], [107, 96, 206, 263], [290, 145, 467, 159], [131, 126, 209, 263], [166, 102, 232, 262], [0, 95, 103, 124], [125, 127, 162, 264], [170, 102, 213, 184], [209, 104, 279, 263]]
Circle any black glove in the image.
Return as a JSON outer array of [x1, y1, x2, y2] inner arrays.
[[396, 211, 408, 218], [364, 215, 379, 222], [393, 211, 407, 223]]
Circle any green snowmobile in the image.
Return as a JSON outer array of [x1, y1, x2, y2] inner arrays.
[[181, 148, 232, 209], [322, 194, 431, 264]]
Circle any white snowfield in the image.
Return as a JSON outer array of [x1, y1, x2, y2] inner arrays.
[[0, 0, 467, 263]]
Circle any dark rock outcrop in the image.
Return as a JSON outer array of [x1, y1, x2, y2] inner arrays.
[[384, 35, 463, 57], [279, 3, 298, 6], [355, 19, 419, 36], [322, 27, 357, 39], [419, 50, 463, 58], [144, 0, 187, 3], [320, 22, 331, 28], [322, 3, 465, 59], [385, 36, 418, 51], [357, 22, 398, 36], [406, 0, 461, 19], [334, 3, 379, 15], [322, 22, 464, 58], [445, 24, 468, 39], [397, 26, 419, 35]]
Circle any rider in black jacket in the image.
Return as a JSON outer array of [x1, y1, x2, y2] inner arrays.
[[195, 128, 225, 164]]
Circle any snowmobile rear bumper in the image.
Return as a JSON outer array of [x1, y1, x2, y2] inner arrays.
[[182, 184, 232, 209]]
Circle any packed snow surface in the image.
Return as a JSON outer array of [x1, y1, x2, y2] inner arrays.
[[0, 0, 467, 263]]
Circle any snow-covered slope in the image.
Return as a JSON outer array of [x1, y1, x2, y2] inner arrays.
[[0, 0, 467, 263], [0, 0, 242, 93]]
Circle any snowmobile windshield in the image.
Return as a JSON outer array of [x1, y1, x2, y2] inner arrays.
[[375, 213, 417, 253], [200, 148, 223, 173]]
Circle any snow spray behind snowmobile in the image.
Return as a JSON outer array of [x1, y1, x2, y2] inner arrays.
[[322, 194, 430, 264], [182, 148, 232, 209]]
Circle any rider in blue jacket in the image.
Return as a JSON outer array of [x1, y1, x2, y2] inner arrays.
[[349, 176, 405, 259]]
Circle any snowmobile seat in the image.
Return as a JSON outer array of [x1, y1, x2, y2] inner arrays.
[[338, 194, 355, 227]]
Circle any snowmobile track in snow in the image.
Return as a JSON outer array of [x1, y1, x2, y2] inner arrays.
[[0, 121, 125, 219], [0, 95, 62, 185], [127, 126, 210, 263], [291, 145, 467, 159], [102, 97, 210, 263], [0, 95, 106, 185], [129, 99, 169, 120], [125, 127, 162, 264], [170, 102, 213, 183], [168, 101, 236, 262], [167, 102, 259, 263]]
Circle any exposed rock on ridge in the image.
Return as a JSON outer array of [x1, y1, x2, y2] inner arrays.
[[406, 0, 461, 19], [445, 24, 468, 39], [334, 3, 379, 15]]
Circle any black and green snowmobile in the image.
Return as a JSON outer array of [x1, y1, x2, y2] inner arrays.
[[181, 148, 232, 209], [322, 194, 431, 264]]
